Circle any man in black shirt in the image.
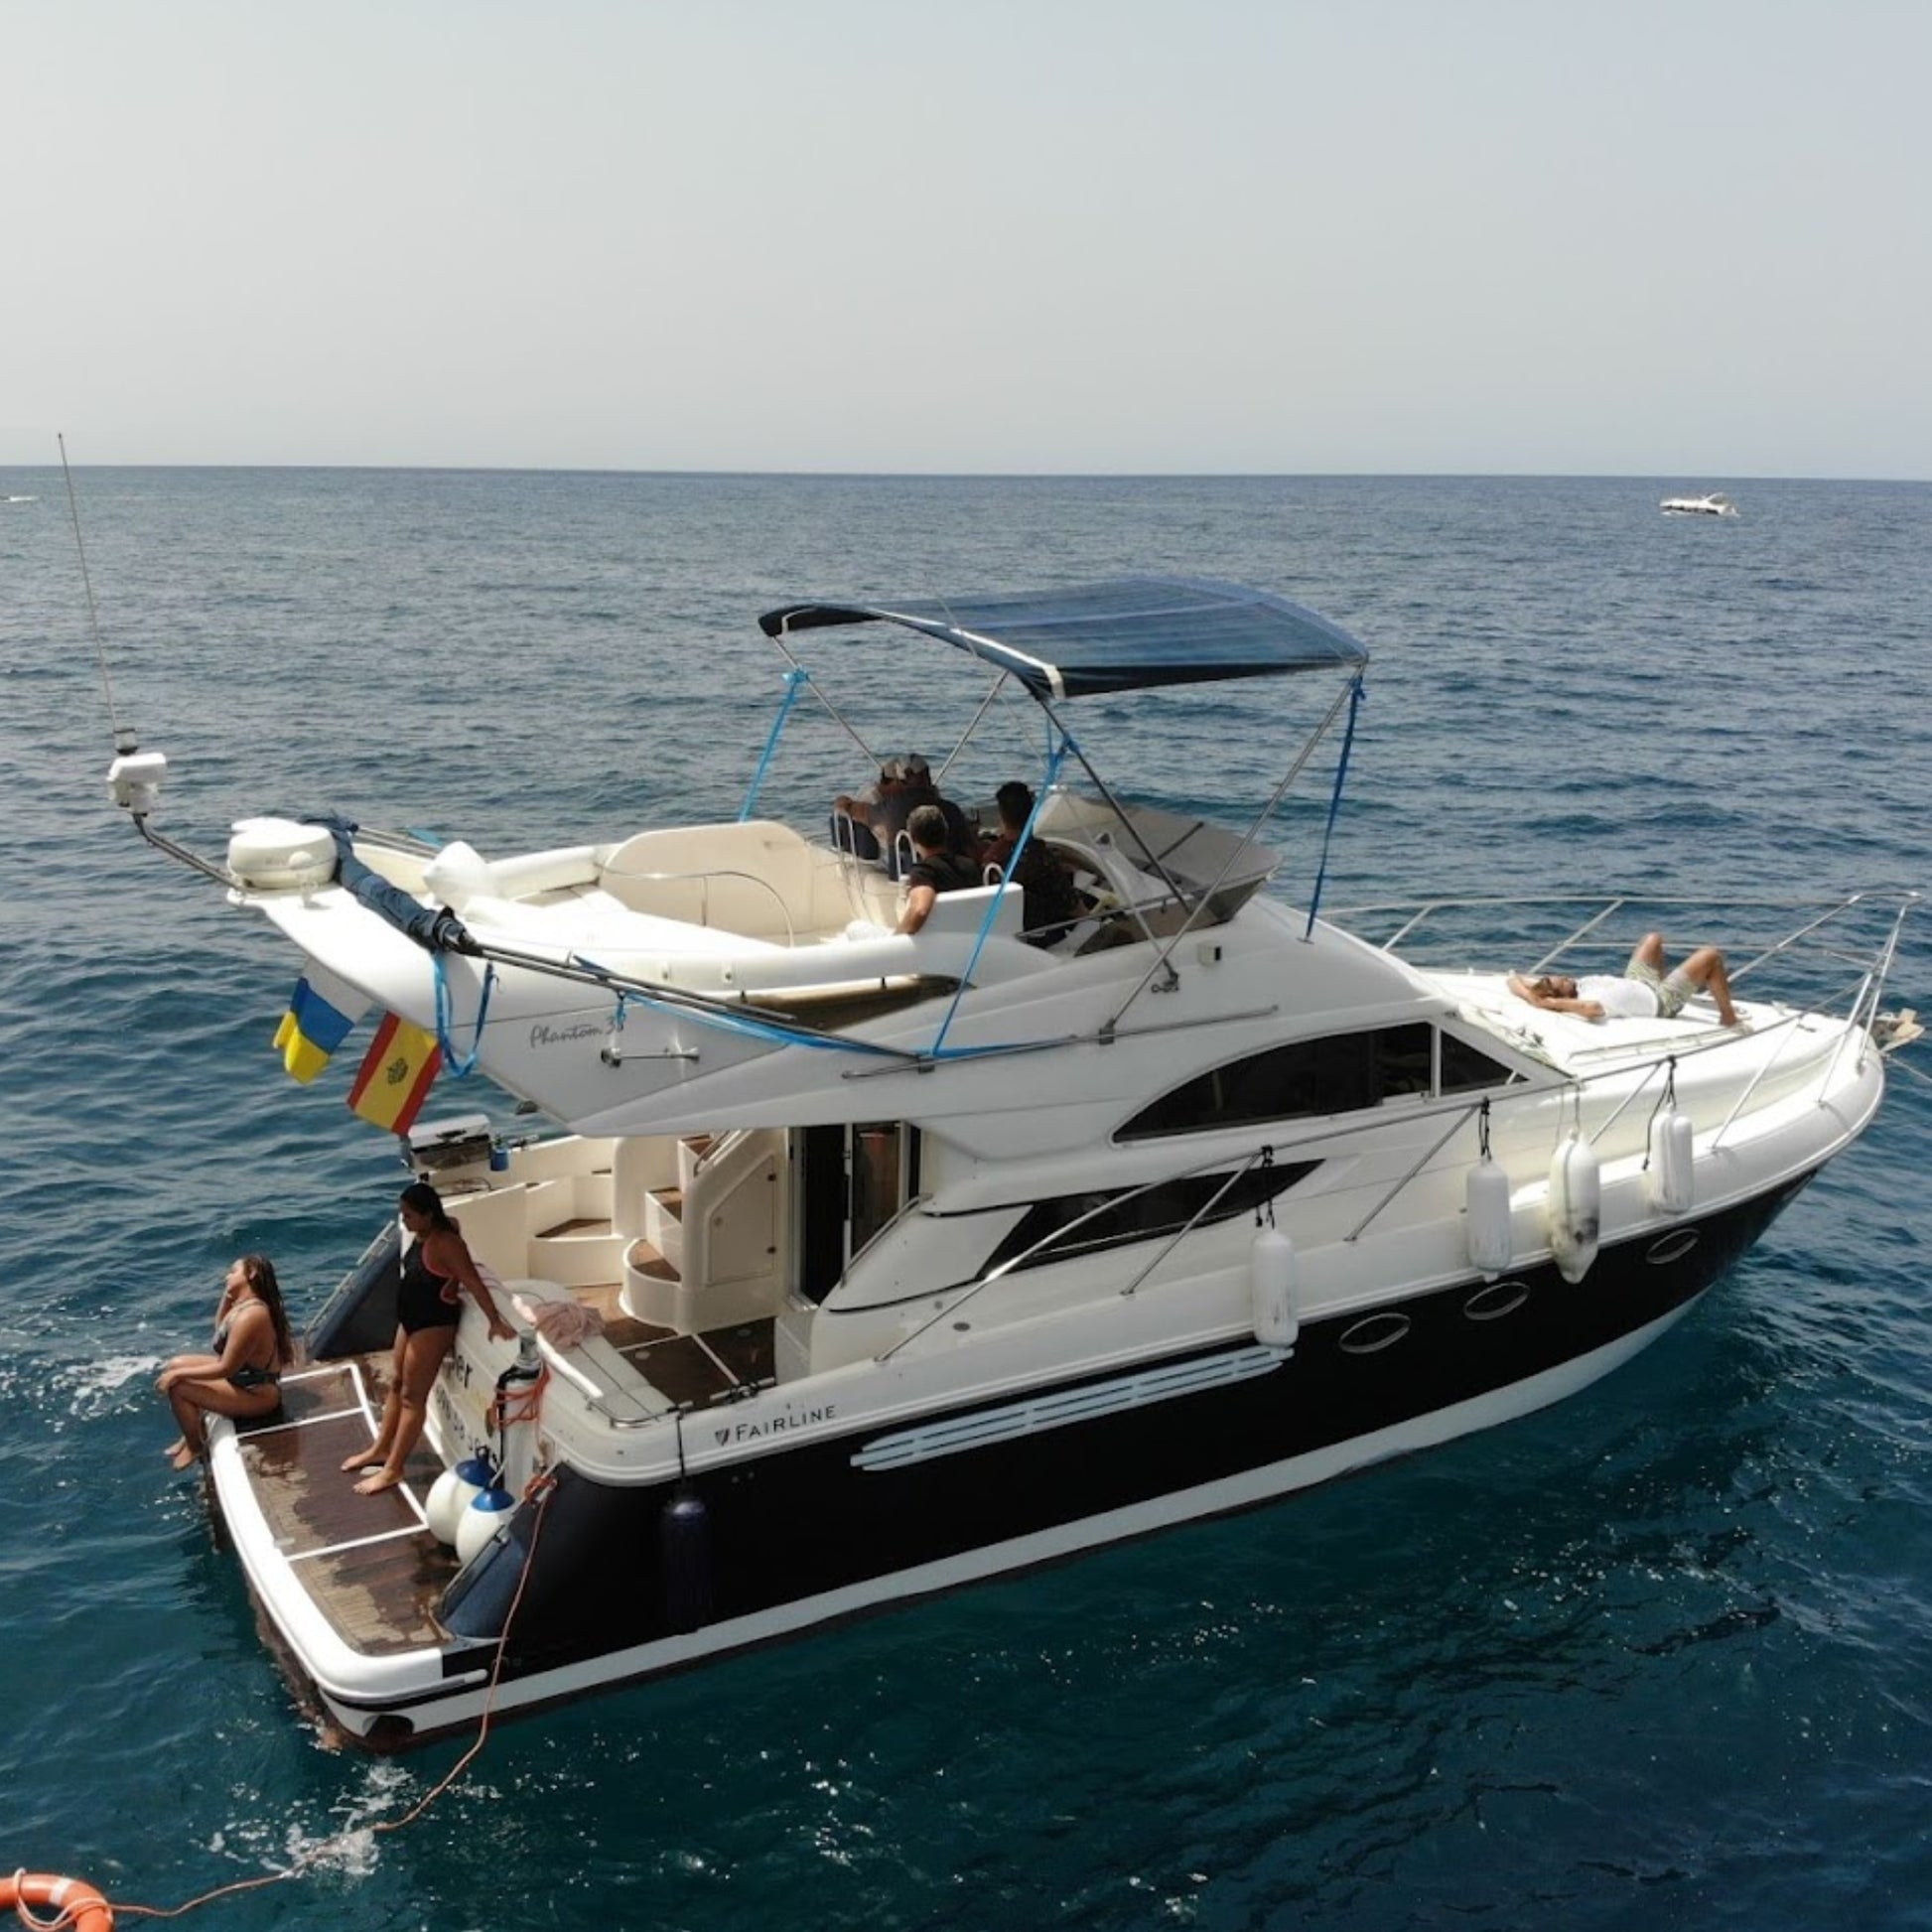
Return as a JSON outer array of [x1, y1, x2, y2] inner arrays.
[[983, 780, 1083, 946], [896, 805, 981, 933]]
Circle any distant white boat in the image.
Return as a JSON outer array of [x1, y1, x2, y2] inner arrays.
[[3, 494, 39, 504], [1661, 491, 1736, 517]]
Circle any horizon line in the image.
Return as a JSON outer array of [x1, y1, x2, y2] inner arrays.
[[1, 462, 1926, 485]]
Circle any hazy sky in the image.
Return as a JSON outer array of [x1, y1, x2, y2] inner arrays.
[[6, 1, 1927, 476]]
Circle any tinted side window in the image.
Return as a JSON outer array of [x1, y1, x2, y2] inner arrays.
[[1439, 1032, 1519, 1094], [984, 1161, 1319, 1275], [1119, 1025, 1433, 1141]]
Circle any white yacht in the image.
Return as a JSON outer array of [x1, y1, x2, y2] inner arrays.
[[108, 577, 1913, 1748], [1661, 491, 1738, 516]]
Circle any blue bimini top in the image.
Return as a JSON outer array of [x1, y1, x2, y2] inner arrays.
[[757, 575, 1369, 703]]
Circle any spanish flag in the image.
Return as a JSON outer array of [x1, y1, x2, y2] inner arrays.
[[345, 1013, 443, 1135], [273, 969, 364, 1083]]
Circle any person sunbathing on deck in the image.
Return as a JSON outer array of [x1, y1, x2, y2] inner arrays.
[[1508, 932, 1742, 1027]]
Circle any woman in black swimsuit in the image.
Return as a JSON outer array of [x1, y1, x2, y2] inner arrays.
[[342, 1180, 515, 1496], [158, 1254, 294, 1470]]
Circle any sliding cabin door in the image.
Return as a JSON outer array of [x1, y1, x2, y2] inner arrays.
[[794, 1121, 919, 1305]]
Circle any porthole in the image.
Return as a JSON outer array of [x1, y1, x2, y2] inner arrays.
[[1338, 1311, 1412, 1355], [1646, 1229, 1700, 1266], [1463, 1280, 1531, 1322]]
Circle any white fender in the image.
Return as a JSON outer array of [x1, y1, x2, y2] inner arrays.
[[1547, 1133, 1601, 1284], [425, 1452, 494, 1546], [1250, 1224, 1299, 1349], [455, 1484, 518, 1566], [1647, 1108, 1694, 1215], [1465, 1155, 1513, 1279]]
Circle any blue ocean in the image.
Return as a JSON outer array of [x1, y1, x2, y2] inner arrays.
[[1, 471, 1927, 1930]]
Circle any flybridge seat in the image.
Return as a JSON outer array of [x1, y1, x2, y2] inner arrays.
[[408, 820, 1051, 997], [600, 822, 844, 938], [422, 820, 894, 945]]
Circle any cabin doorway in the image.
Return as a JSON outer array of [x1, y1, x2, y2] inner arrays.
[[794, 1120, 918, 1305]]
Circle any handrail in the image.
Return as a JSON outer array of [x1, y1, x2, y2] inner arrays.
[[1336, 888, 1914, 959], [876, 1140, 1280, 1361], [1342, 1103, 1479, 1243], [1530, 898, 1628, 974], [1117, 1148, 1273, 1299], [599, 862, 799, 947], [1710, 1013, 1810, 1151], [871, 952, 1898, 1355]]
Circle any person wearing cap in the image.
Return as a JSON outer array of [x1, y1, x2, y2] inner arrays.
[[897, 754, 975, 855], [833, 758, 911, 860], [836, 755, 970, 862]]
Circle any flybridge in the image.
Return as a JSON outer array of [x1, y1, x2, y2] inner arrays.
[[105, 576, 1377, 1138]]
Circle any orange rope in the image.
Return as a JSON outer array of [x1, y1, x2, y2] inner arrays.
[[489, 1362, 549, 1432], [104, 1473, 560, 1923]]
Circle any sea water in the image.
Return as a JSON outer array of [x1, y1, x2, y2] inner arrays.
[[0, 471, 1928, 1930]]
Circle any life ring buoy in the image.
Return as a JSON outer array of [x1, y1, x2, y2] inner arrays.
[[2, 1870, 114, 1932]]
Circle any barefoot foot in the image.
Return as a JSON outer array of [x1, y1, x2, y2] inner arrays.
[[168, 1443, 200, 1471], [354, 1468, 405, 1496], [341, 1446, 386, 1472], [162, 1438, 188, 1461]]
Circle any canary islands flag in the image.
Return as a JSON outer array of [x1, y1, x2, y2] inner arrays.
[[346, 1013, 443, 1135], [273, 969, 364, 1083]]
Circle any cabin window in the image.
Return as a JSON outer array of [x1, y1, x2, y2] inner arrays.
[[1116, 1025, 1435, 1142], [1438, 1031, 1520, 1094], [983, 1160, 1319, 1275]]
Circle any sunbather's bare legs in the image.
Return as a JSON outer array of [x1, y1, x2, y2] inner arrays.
[[1627, 932, 1740, 1027]]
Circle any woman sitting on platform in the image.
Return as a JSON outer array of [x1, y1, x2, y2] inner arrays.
[[158, 1254, 294, 1471]]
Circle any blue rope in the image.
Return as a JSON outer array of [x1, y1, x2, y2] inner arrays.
[[567, 962, 1087, 1070], [432, 954, 496, 1077], [1304, 675, 1366, 939], [740, 667, 809, 821], [570, 962, 909, 1059], [929, 734, 1073, 1055]]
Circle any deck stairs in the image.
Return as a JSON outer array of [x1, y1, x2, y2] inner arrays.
[[622, 1129, 785, 1330]]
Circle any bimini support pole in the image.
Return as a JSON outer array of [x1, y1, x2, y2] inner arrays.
[[925, 732, 1074, 1057], [740, 666, 810, 820], [764, 617, 883, 771], [1303, 672, 1366, 937]]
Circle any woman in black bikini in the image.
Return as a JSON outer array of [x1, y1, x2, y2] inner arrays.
[[342, 1180, 515, 1496], [158, 1254, 294, 1471]]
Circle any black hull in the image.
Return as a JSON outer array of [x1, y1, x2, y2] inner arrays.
[[431, 1176, 1810, 1713]]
